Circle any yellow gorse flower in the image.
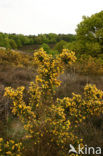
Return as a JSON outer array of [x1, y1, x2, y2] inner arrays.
[[0, 138, 22, 155], [3, 48, 103, 155]]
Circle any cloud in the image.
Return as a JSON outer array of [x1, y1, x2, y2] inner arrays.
[[0, 0, 103, 35], [0, 0, 13, 8], [0, 0, 28, 9]]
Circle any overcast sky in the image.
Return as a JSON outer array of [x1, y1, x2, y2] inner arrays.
[[0, 0, 103, 35]]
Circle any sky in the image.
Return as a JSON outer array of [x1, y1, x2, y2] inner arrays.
[[0, 0, 103, 35]]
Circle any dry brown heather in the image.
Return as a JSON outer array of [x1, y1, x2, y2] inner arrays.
[[0, 49, 103, 155]]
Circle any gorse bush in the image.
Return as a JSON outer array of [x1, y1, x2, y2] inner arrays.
[[0, 138, 22, 156], [3, 48, 103, 155], [1, 48, 103, 75], [75, 54, 103, 75], [0, 49, 33, 67]]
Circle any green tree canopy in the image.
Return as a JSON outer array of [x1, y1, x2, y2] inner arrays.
[[40, 43, 50, 53], [76, 11, 103, 56], [9, 39, 17, 49], [55, 40, 67, 53]]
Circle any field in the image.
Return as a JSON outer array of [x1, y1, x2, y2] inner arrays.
[[0, 47, 103, 156]]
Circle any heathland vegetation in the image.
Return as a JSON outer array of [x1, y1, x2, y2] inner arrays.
[[0, 11, 103, 156]]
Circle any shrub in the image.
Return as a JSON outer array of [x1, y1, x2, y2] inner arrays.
[[4, 48, 103, 155], [0, 49, 33, 67], [40, 43, 50, 54], [55, 40, 67, 53]]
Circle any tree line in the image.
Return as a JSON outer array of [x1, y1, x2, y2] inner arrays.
[[0, 10, 103, 58], [0, 33, 76, 49]]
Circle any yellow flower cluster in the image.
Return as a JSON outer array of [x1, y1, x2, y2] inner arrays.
[[0, 49, 33, 67], [4, 48, 103, 155], [57, 84, 103, 126], [33, 48, 76, 102], [59, 49, 76, 67], [0, 138, 22, 156]]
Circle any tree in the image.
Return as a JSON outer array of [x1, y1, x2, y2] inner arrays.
[[40, 43, 50, 53], [47, 33, 57, 43], [9, 39, 17, 49], [55, 40, 67, 53], [5, 37, 11, 49], [76, 11, 103, 56]]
